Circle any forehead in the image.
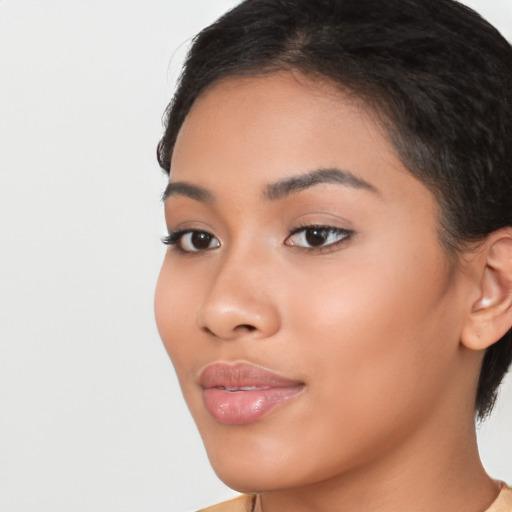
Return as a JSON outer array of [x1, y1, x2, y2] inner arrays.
[[170, 71, 426, 207]]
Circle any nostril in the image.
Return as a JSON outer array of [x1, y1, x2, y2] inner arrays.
[[237, 324, 256, 332], [201, 324, 256, 337]]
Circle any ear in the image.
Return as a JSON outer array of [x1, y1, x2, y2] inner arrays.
[[461, 228, 512, 351]]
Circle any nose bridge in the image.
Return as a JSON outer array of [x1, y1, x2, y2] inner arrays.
[[196, 240, 280, 340]]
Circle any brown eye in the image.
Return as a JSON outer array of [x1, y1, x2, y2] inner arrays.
[[285, 226, 352, 250], [305, 228, 330, 247], [189, 232, 216, 250], [180, 231, 220, 252], [162, 230, 221, 252]]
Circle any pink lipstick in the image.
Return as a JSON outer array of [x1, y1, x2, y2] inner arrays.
[[199, 362, 304, 425]]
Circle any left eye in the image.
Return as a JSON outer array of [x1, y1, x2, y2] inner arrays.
[[285, 226, 352, 249]]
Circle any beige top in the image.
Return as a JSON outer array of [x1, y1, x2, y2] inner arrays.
[[197, 483, 512, 512]]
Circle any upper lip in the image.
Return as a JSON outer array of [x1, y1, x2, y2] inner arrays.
[[199, 362, 304, 390]]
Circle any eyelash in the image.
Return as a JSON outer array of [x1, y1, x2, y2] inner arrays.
[[161, 230, 190, 246], [161, 229, 220, 253], [285, 225, 353, 253], [162, 225, 353, 253]]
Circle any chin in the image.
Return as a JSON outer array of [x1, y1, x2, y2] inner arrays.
[[213, 468, 273, 495], [209, 456, 301, 495], [200, 428, 299, 493], [201, 428, 337, 495]]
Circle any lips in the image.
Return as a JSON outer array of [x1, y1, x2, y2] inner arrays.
[[199, 362, 304, 425]]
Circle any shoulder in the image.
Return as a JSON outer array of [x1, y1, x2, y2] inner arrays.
[[196, 494, 256, 512], [487, 483, 512, 512]]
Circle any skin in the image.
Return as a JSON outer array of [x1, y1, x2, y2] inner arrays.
[[155, 72, 500, 512]]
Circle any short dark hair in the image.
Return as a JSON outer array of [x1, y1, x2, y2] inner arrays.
[[157, 0, 512, 419]]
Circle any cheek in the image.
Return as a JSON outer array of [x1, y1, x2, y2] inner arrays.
[[154, 257, 199, 379], [253, 256, 460, 481], [284, 244, 459, 417]]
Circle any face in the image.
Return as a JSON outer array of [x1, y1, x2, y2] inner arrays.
[[155, 72, 474, 493]]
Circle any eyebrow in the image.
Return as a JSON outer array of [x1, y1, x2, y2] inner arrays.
[[162, 167, 379, 203], [264, 168, 379, 200], [162, 182, 214, 203]]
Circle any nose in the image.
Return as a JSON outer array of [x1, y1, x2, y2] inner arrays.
[[195, 250, 281, 341]]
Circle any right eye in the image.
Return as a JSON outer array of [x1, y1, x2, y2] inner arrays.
[[162, 230, 221, 253]]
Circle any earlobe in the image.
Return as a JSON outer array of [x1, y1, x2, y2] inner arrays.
[[461, 229, 512, 351]]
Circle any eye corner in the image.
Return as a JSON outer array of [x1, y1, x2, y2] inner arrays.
[[161, 232, 178, 246]]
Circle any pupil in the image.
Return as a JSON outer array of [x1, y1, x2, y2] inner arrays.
[[305, 228, 328, 246], [192, 232, 212, 249]]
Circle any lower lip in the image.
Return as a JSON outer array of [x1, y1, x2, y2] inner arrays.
[[202, 386, 303, 425]]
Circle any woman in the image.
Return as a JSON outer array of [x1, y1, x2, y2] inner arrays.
[[155, 0, 512, 510]]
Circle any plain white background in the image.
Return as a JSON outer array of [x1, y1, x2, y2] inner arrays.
[[0, 1, 511, 511]]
